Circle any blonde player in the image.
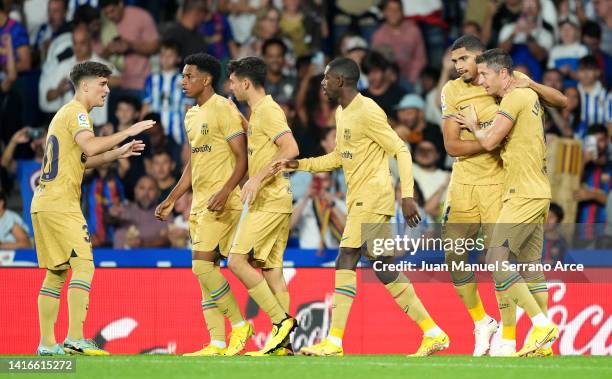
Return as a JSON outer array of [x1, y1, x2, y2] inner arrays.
[[224, 57, 299, 356], [442, 35, 566, 356], [33, 61, 154, 355], [454, 48, 559, 357], [275, 57, 448, 357], [155, 53, 252, 356]]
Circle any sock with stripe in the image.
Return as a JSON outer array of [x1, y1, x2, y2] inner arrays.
[[247, 280, 287, 324], [275, 291, 290, 314], [384, 274, 441, 337], [494, 271, 545, 323], [38, 269, 67, 346], [201, 286, 226, 348], [526, 276, 549, 316], [328, 270, 357, 347], [192, 260, 244, 326], [67, 257, 94, 341]]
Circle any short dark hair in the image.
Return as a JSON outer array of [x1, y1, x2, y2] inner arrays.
[[578, 55, 599, 70], [152, 149, 172, 160], [327, 57, 360, 85], [380, 0, 402, 12], [99, 0, 121, 8], [451, 34, 485, 52], [184, 53, 221, 89], [70, 61, 112, 87], [548, 202, 564, 223], [262, 38, 288, 56], [227, 57, 267, 88], [361, 50, 389, 74], [160, 39, 182, 58], [50, 0, 68, 11], [582, 21, 602, 39], [72, 5, 100, 26], [182, 0, 206, 13], [543, 68, 562, 77], [463, 21, 482, 35], [586, 124, 608, 137], [117, 95, 141, 111], [475, 48, 513, 74]]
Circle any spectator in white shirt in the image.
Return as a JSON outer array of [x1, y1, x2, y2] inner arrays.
[[39, 24, 120, 126], [0, 190, 31, 249]]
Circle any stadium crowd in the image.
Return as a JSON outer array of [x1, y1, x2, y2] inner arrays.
[[0, 0, 610, 253]]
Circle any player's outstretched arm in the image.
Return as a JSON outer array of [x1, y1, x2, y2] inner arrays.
[[241, 132, 299, 204], [155, 157, 193, 221], [513, 77, 568, 109], [207, 134, 248, 211], [84, 140, 145, 169], [75, 120, 155, 157]]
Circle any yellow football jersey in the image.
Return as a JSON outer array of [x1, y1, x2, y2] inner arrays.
[[299, 94, 410, 216], [441, 72, 530, 185], [185, 94, 245, 213], [31, 100, 93, 213], [247, 95, 293, 213], [497, 88, 551, 200]]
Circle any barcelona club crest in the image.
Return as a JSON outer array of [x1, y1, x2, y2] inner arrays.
[[201, 123, 209, 135], [344, 128, 351, 141]]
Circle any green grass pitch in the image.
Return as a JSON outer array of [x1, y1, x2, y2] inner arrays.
[[4, 355, 610, 379]]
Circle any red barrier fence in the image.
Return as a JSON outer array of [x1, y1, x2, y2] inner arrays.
[[1, 268, 610, 355]]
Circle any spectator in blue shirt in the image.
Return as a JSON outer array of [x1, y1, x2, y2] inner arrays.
[[0, 2, 31, 72]]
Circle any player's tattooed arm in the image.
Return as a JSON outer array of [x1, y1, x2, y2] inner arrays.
[[511, 77, 568, 109]]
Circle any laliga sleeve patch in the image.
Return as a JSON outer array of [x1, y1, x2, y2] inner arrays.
[[77, 112, 90, 128]]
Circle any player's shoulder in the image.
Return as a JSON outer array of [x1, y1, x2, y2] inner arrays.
[[506, 87, 537, 103], [359, 93, 385, 114], [58, 100, 89, 123]]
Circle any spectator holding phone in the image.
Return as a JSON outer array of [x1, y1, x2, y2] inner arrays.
[[1, 127, 47, 235]]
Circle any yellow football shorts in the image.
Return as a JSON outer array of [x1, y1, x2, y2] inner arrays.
[[231, 210, 290, 268], [341, 211, 392, 259], [189, 208, 242, 256], [32, 211, 93, 269], [489, 197, 550, 261]]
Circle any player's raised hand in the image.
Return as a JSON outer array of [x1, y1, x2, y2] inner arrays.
[[207, 188, 230, 212], [271, 159, 298, 174], [241, 177, 260, 205], [155, 198, 175, 221], [508, 77, 531, 91], [117, 140, 145, 158], [10, 127, 30, 144], [125, 120, 156, 137], [452, 104, 478, 131], [401, 197, 421, 228]]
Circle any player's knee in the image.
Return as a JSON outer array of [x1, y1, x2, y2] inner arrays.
[[227, 254, 246, 273], [69, 257, 94, 279], [336, 248, 360, 270], [192, 259, 215, 276], [43, 269, 68, 289]]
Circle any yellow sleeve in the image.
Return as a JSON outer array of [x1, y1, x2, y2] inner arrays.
[[396, 150, 414, 198], [262, 105, 292, 143], [297, 150, 342, 172], [68, 110, 94, 140], [364, 104, 406, 156], [222, 104, 246, 141], [441, 82, 458, 118], [498, 90, 527, 124]]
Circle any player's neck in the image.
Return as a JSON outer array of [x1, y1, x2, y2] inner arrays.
[[246, 89, 267, 108], [196, 87, 215, 106], [499, 77, 514, 97], [339, 89, 359, 108], [74, 94, 94, 112]]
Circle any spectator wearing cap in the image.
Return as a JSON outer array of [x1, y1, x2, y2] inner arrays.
[[395, 94, 444, 166], [547, 18, 588, 88], [361, 50, 407, 122], [0, 189, 31, 249], [263, 38, 296, 107], [371, 0, 426, 85]]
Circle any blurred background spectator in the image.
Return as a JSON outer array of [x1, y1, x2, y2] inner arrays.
[[0, 189, 31, 249]]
